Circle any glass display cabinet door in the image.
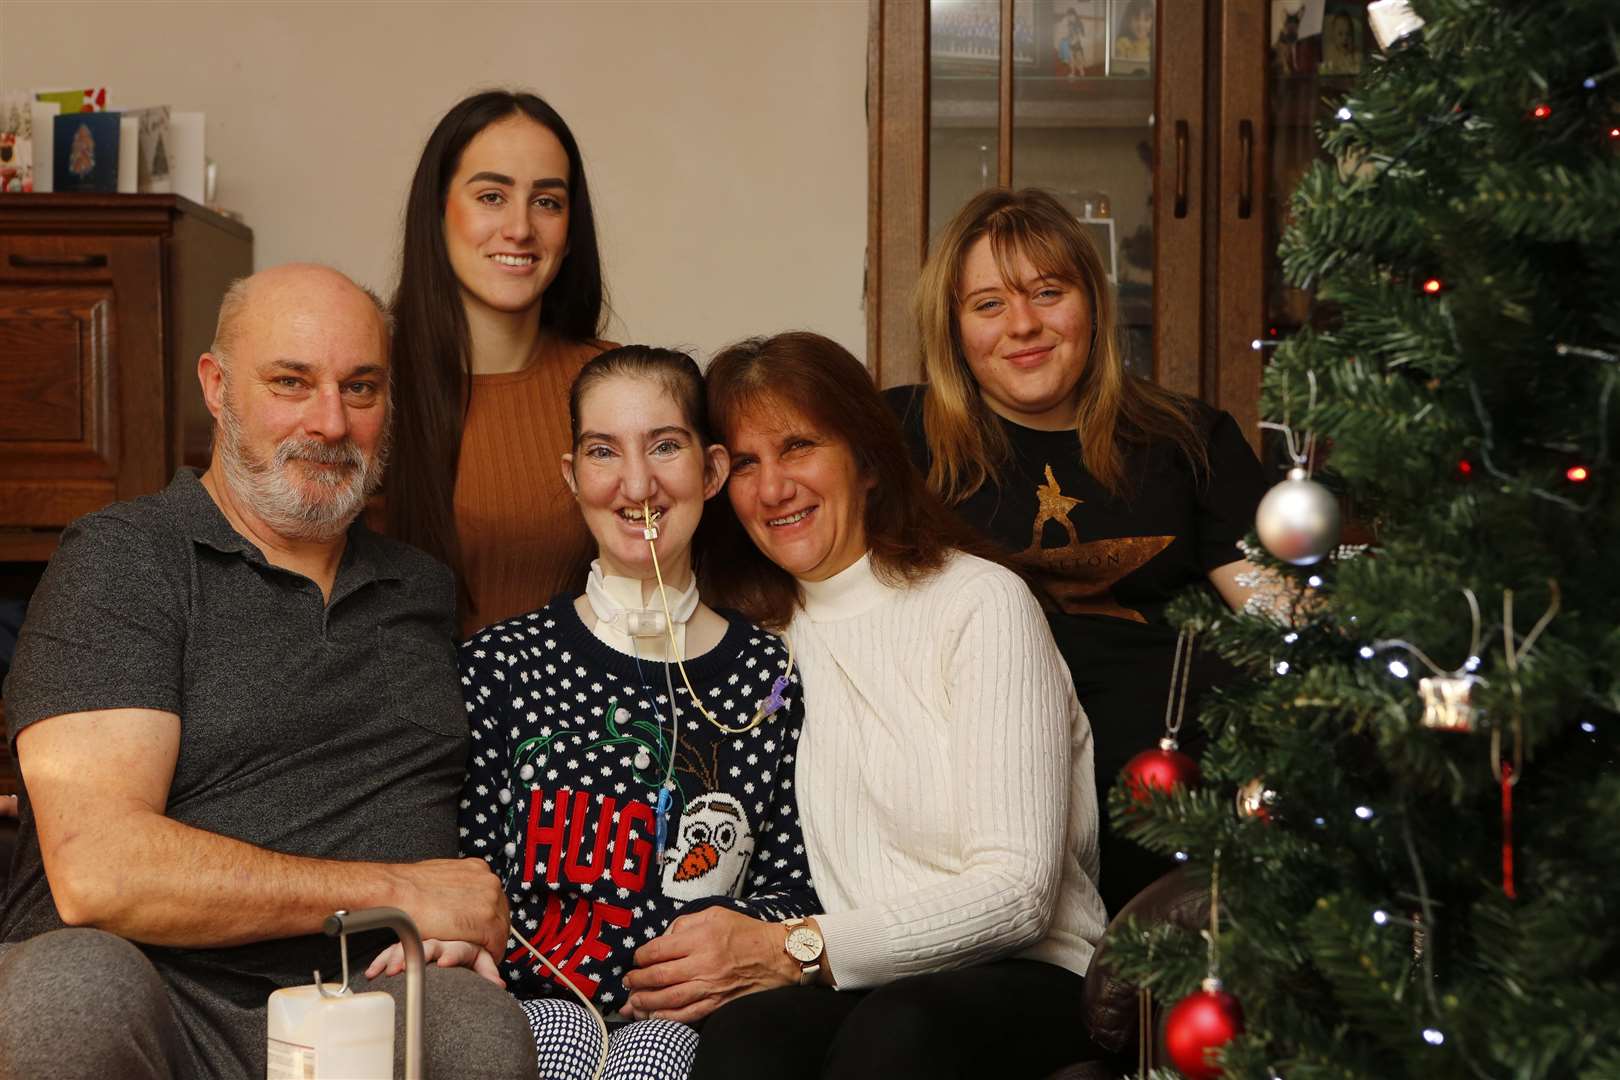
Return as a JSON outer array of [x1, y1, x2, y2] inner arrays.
[[1215, 0, 1376, 446], [929, 0, 1160, 377], [886, 0, 1207, 394]]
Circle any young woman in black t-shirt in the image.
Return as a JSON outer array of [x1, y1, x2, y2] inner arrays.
[[890, 187, 1269, 914]]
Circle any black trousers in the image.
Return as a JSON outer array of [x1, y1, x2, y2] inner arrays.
[[689, 958, 1101, 1080]]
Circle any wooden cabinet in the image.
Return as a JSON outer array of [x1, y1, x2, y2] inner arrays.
[[867, 0, 1357, 447], [0, 195, 251, 560]]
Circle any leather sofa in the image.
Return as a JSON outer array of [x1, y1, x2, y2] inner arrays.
[[1047, 868, 1213, 1079]]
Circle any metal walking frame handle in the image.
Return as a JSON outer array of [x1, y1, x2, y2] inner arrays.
[[325, 907, 425, 1080]]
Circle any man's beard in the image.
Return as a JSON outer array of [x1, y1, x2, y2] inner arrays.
[[215, 396, 389, 543]]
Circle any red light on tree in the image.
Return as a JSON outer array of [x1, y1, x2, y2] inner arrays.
[[1532, 104, 1552, 119], [1566, 465, 1590, 482], [1457, 459, 1473, 477], [1422, 277, 1444, 294]]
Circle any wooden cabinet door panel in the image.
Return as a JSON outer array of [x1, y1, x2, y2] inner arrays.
[[1215, 0, 1267, 449], [0, 286, 118, 527], [0, 230, 165, 528], [0, 287, 115, 465], [1153, 0, 1209, 398], [0, 234, 165, 522], [0, 311, 85, 440]]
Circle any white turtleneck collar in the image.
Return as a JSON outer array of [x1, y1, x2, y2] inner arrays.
[[798, 553, 892, 622], [584, 559, 698, 659]]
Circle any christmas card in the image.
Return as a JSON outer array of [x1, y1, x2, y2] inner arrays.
[[52, 111, 120, 193], [34, 86, 109, 114], [127, 106, 173, 193], [0, 93, 35, 193], [167, 111, 205, 203]]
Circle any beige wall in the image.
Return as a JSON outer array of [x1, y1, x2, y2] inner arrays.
[[0, 0, 870, 361]]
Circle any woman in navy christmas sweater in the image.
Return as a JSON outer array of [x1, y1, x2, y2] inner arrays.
[[382, 346, 815, 1080]]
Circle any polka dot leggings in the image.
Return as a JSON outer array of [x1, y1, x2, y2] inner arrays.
[[521, 998, 698, 1080]]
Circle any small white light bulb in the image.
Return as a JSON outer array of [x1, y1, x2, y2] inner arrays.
[[1372, 909, 1389, 925], [1276, 661, 1291, 675], [1464, 655, 1482, 672], [1423, 1029, 1445, 1046], [1283, 632, 1299, 644], [1336, 106, 1354, 121], [1359, 646, 1376, 660], [1308, 575, 1324, 588], [1389, 659, 1411, 679], [1174, 850, 1190, 863], [1355, 805, 1375, 820]]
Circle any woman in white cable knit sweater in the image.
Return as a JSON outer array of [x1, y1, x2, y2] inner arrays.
[[620, 331, 1109, 1079]]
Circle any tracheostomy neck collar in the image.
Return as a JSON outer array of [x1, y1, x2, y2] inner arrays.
[[584, 559, 699, 658]]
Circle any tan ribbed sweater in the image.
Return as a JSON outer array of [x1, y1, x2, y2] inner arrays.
[[454, 335, 615, 638], [792, 553, 1107, 990]]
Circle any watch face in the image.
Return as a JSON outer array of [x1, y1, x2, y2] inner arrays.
[[785, 926, 823, 963]]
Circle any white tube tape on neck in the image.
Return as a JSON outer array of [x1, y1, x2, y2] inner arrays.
[[584, 559, 698, 659]]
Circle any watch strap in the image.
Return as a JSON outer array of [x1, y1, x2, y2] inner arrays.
[[782, 919, 823, 986]]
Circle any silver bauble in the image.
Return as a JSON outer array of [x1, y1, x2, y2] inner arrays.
[[1255, 467, 1341, 566]]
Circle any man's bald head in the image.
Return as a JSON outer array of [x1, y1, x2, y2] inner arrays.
[[200, 263, 394, 544], [209, 263, 392, 379]]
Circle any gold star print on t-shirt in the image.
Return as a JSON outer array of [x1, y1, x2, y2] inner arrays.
[[1014, 464, 1173, 623]]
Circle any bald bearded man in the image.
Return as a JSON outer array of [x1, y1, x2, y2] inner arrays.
[[0, 265, 535, 1079]]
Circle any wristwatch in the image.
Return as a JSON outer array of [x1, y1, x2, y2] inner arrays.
[[782, 917, 824, 986]]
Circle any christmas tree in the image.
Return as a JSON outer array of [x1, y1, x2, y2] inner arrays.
[[1107, 1, 1620, 1076], [68, 123, 96, 178]]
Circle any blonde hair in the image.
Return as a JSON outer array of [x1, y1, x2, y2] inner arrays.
[[914, 187, 1207, 502]]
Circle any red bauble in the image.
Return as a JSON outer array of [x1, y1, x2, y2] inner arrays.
[[1122, 738, 1201, 801], [1164, 981, 1245, 1079]]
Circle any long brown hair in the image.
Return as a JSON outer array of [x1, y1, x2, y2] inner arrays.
[[386, 90, 606, 592], [914, 187, 1206, 502], [701, 331, 994, 629]]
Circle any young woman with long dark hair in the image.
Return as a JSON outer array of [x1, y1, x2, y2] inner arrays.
[[387, 89, 616, 636]]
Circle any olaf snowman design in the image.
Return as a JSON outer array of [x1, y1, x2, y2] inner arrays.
[[660, 792, 756, 901]]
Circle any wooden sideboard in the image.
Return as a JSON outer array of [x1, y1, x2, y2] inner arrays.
[[0, 194, 252, 561]]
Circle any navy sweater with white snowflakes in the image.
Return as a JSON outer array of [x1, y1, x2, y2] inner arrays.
[[458, 597, 818, 1011]]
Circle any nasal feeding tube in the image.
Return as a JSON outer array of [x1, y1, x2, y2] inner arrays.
[[640, 500, 793, 736]]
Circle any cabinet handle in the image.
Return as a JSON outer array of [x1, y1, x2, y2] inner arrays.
[[7, 253, 109, 269], [1174, 120, 1189, 219], [1238, 119, 1254, 220]]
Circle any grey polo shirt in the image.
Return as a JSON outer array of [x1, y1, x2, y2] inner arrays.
[[1, 468, 467, 1074]]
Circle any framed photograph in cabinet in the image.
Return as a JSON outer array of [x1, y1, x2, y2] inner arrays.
[[1050, 0, 1107, 80], [1270, 0, 1325, 77], [1108, 0, 1154, 78], [1319, 1, 1365, 76]]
